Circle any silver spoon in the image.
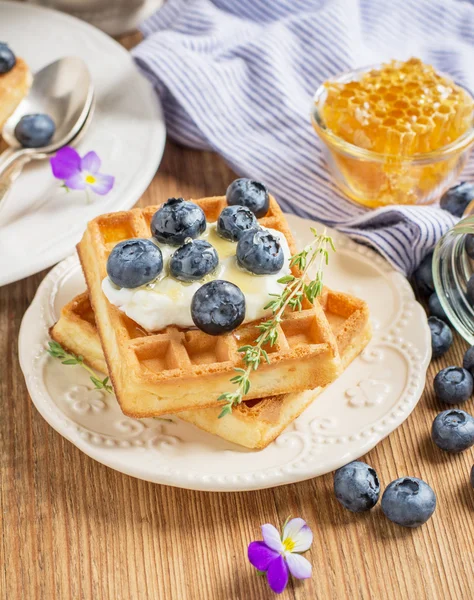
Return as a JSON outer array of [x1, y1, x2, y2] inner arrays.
[[0, 57, 94, 179], [0, 94, 96, 222]]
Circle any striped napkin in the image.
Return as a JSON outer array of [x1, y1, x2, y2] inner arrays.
[[132, 0, 474, 275]]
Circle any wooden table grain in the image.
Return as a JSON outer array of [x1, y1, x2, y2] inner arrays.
[[2, 34, 474, 600]]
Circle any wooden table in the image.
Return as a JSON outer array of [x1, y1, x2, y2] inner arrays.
[[2, 34, 474, 600]]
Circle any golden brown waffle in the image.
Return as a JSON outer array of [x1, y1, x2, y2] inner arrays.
[[0, 57, 32, 129], [51, 288, 371, 449], [77, 196, 340, 417]]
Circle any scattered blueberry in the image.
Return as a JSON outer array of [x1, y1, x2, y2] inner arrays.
[[381, 477, 436, 528], [433, 367, 473, 405], [151, 198, 206, 246], [107, 238, 163, 288], [463, 346, 474, 377], [413, 252, 434, 296], [428, 293, 448, 321], [431, 409, 474, 453], [428, 316, 453, 358], [191, 280, 245, 335], [226, 178, 270, 218], [217, 205, 258, 241], [471, 465, 474, 488], [465, 234, 474, 260], [169, 240, 218, 282], [440, 182, 474, 218], [333, 461, 380, 513], [237, 229, 284, 275], [0, 42, 15, 74], [14, 114, 56, 148], [467, 274, 474, 305]]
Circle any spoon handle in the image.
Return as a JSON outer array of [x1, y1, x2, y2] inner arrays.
[[0, 158, 28, 218]]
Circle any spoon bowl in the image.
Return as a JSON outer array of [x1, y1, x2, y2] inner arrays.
[[0, 57, 93, 175]]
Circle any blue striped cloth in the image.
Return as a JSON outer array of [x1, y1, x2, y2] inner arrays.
[[132, 0, 474, 275]]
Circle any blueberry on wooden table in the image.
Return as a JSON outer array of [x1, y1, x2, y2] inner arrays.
[[428, 292, 447, 321], [431, 409, 474, 453], [0, 42, 15, 74], [413, 252, 434, 296], [463, 346, 474, 376], [236, 229, 284, 275], [333, 461, 380, 512], [433, 367, 473, 405], [191, 280, 245, 335], [14, 114, 56, 148], [226, 178, 270, 218], [428, 317, 453, 358], [151, 198, 206, 245], [106, 238, 163, 288], [170, 240, 218, 282], [381, 477, 436, 528], [217, 205, 258, 241], [440, 182, 474, 218]]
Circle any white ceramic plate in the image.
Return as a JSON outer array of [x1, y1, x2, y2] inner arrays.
[[19, 215, 432, 491], [0, 1, 165, 286]]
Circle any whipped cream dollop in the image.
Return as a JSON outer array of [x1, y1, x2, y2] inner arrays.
[[102, 223, 292, 332]]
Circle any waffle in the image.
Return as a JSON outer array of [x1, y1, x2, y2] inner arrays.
[[0, 57, 32, 129], [51, 288, 371, 448], [77, 196, 341, 417]]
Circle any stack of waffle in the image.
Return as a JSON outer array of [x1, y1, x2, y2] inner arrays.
[[51, 196, 371, 449]]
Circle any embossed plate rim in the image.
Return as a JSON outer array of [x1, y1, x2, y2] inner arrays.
[[19, 216, 432, 491]]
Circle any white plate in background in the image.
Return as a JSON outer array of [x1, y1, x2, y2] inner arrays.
[[0, 1, 165, 286]]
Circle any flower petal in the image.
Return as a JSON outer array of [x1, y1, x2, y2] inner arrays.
[[285, 553, 312, 580], [65, 172, 87, 190], [50, 146, 81, 180], [261, 524, 284, 553], [81, 151, 101, 174], [89, 173, 115, 196], [266, 555, 289, 594], [283, 518, 313, 552], [247, 542, 278, 571]]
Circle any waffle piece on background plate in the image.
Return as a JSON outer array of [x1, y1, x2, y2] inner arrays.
[[77, 195, 341, 417], [0, 44, 32, 129], [50, 288, 371, 449]]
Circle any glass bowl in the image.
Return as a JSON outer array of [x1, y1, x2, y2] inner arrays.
[[311, 66, 474, 209]]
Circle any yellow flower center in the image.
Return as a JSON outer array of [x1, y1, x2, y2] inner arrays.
[[85, 174, 96, 184], [282, 538, 295, 553]]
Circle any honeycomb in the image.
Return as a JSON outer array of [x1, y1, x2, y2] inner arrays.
[[322, 58, 473, 155]]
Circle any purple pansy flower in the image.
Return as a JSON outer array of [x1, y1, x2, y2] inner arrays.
[[50, 146, 114, 197], [248, 518, 312, 594]]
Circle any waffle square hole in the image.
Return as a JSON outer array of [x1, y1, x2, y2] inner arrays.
[[184, 331, 232, 365], [135, 340, 178, 374], [233, 328, 281, 355], [99, 217, 135, 245], [281, 316, 322, 347]]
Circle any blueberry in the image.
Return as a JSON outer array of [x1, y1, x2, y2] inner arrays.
[[431, 409, 474, 453], [0, 42, 15, 74], [465, 234, 474, 260], [440, 182, 474, 217], [413, 252, 434, 296], [217, 205, 258, 241], [428, 316, 453, 358], [333, 461, 380, 512], [226, 178, 270, 218], [14, 114, 56, 148], [237, 229, 284, 275], [433, 367, 473, 405], [381, 477, 436, 528], [107, 238, 163, 288], [191, 280, 245, 335], [151, 198, 206, 246], [428, 293, 448, 321], [463, 346, 474, 376], [467, 274, 474, 305], [169, 240, 218, 282]]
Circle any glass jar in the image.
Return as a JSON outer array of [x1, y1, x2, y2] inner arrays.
[[433, 208, 474, 344]]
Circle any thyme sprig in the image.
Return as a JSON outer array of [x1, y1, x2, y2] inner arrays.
[[218, 229, 335, 418], [47, 341, 113, 393]]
